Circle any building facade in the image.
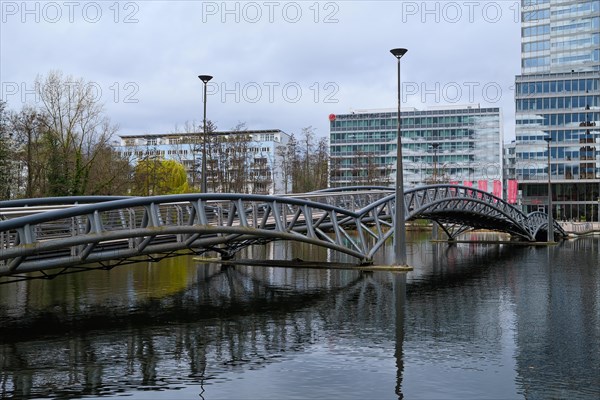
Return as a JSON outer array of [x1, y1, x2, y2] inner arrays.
[[114, 129, 290, 195], [514, 0, 600, 220], [329, 106, 503, 191]]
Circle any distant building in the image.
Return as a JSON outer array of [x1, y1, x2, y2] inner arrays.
[[114, 129, 290, 195], [329, 105, 503, 192], [514, 0, 600, 220]]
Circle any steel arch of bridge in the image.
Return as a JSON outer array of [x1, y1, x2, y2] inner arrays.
[[0, 185, 565, 280]]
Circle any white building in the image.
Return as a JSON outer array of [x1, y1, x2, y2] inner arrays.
[[114, 129, 290, 195]]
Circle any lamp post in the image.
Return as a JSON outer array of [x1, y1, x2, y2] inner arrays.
[[198, 74, 213, 193], [390, 48, 408, 265], [544, 136, 554, 242], [431, 143, 439, 183], [431, 142, 440, 240]]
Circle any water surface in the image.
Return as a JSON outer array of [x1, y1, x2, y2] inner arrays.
[[1, 234, 598, 399]]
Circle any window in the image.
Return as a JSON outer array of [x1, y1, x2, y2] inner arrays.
[[523, 56, 551, 68], [523, 24, 550, 37], [523, 9, 549, 21]]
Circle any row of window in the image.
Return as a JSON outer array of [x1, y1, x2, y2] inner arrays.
[[523, 9, 549, 21], [523, 56, 549, 68], [334, 160, 490, 174], [553, 50, 600, 65], [552, 17, 599, 33], [551, 1, 600, 17], [517, 112, 600, 127], [516, 78, 598, 94], [521, 184, 600, 207], [516, 95, 599, 111], [518, 165, 598, 179], [522, 0, 549, 6], [523, 40, 550, 52], [330, 116, 489, 129], [523, 17, 599, 38], [523, 24, 550, 37], [518, 129, 600, 142], [331, 142, 481, 155], [517, 148, 599, 160], [330, 128, 479, 143], [249, 147, 271, 153], [553, 34, 600, 50], [118, 150, 169, 158], [332, 145, 391, 154]]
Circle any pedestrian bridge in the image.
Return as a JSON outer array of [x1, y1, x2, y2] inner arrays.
[[0, 185, 566, 282]]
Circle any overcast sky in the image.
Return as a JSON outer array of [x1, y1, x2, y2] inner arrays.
[[1, 1, 522, 142]]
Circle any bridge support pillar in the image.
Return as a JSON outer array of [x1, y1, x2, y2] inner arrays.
[[432, 221, 439, 240]]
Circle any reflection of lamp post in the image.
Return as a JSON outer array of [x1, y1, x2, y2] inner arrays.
[[198, 74, 213, 193], [390, 48, 408, 266], [544, 136, 554, 242]]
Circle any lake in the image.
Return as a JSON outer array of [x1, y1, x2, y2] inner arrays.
[[1, 232, 598, 399]]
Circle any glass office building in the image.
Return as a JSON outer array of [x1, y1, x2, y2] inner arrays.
[[514, 0, 600, 220], [329, 106, 502, 190]]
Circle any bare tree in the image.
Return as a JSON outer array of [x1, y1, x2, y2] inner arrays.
[[313, 136, 329, 189], [35, 71, 119, 195], [86, 141, 132, 195], [208, 122, 252, 193], [9, 106, 48, 198]]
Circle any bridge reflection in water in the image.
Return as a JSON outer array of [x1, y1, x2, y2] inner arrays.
[[1, 235, 597, 399]]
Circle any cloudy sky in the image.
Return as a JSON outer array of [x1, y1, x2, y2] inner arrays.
[[1, 1, 522, 141]]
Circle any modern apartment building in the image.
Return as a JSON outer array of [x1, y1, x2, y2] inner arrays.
[[114, 129, 290, 195], [514, 0, 600, 220], [329, 105, 503, 191]]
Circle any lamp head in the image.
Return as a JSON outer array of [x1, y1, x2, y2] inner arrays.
[[198, 75, 213, 84], [390, 48, 408, 59]]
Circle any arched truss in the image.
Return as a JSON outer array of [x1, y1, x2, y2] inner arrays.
[[402, 185, 566, 241], [0, 186, 566, 280]]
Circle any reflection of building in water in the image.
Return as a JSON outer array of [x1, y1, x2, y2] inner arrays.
[[2, 238, 597, 398], [513, 240, 599, 398], [0, 241, 516, 398], [0, 265, 399, 398]]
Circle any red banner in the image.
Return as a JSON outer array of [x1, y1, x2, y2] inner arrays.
[[478, 180, 488, 192], [493, 180, 502, 198], [463, 181, 473, 187], [476, 180, 487, 199], [507, 180, 518, 204]]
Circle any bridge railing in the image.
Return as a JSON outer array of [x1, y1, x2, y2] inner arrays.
[[1, 192, 397, 278], [0, 185, 569, 281]]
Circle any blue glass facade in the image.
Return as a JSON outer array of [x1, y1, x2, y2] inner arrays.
[[514, 0, 600, 220]]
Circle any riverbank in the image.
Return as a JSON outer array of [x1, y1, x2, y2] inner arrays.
[[558, 221, 600, 236]]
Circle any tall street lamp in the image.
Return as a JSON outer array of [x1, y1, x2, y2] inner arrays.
[[431, 142, 440, 240], [198, 74, 213, 193], [544, 136, 554, 242], [431, 142, 439, 183], [390, 48, 408, 265]]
